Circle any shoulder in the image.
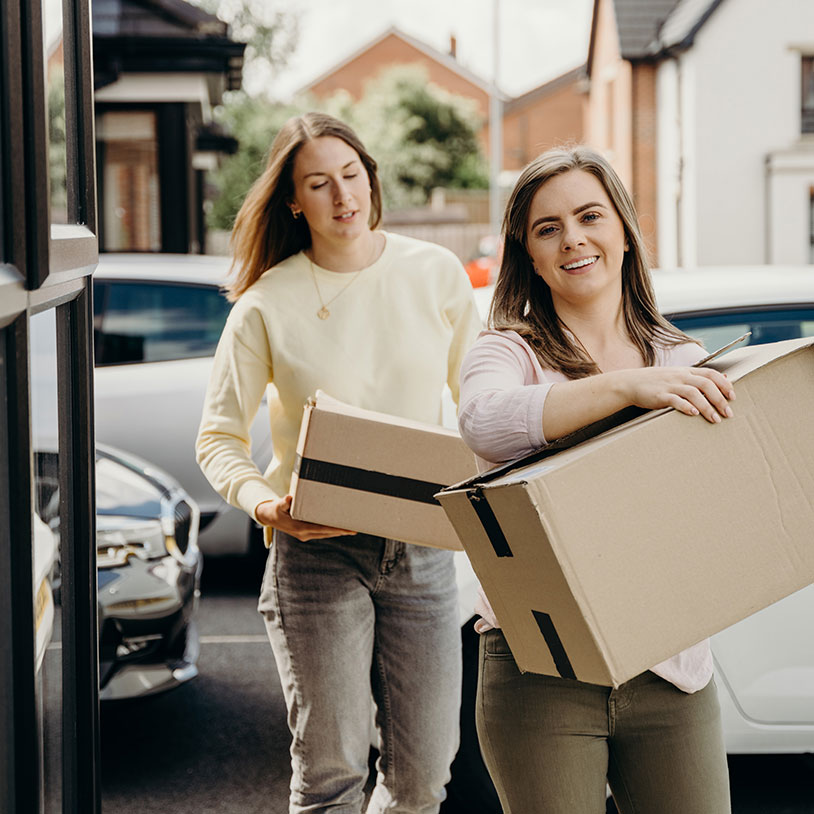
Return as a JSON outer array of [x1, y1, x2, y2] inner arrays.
[[465, 329, 540, 370], [227, 253, 307, 328]]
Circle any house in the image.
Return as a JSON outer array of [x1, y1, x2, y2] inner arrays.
[[300, 25, 586, 175], [653, 0, 814, 266], [300, 26, 498, 155], [502, 66, 588, 171], [588, 0, 814, 267], [586, 0, 681, 263], [92, 0, 245, 254]]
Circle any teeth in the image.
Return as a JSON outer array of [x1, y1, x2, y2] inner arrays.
[[563, 257, 597, 270]]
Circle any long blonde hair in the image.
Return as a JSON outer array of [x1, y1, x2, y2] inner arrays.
[[491, 145, 695, 377], [226, 112, 383, 301]]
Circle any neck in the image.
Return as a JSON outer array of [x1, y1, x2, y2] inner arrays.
[[554, 289, 624, 345], [308, 230, 381, 273], [554, 292, 637, 371]]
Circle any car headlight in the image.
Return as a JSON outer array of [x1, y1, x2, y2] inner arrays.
[[96, 516, 170, 568]]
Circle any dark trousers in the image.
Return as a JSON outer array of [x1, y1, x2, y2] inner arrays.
[[476, 629, 731, 814]]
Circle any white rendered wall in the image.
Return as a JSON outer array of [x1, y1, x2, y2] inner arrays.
[[656, 57, 680, 268], [662, 0, 814, 266], [656, 52, 697, 267]]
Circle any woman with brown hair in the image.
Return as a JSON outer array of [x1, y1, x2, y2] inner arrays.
[[457, 145, 733, 813], [196, 112, 481, 813]]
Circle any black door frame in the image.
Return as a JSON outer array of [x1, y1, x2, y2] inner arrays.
[[0, 0, 100, 810]]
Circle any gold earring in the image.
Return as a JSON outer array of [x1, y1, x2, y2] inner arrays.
[[291, 208, 301, 219]]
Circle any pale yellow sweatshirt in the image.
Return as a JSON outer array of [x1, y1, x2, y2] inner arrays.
[[195, 231, 482, 523]]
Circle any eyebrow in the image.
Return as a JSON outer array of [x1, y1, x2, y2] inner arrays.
[[530, 202, 607, 231], [303, 160, 360, 180]]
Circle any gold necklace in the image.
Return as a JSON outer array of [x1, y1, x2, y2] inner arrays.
[[307, 235, 380, 320]]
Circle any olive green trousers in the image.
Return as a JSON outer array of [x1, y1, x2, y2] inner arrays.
[[476, 629, 731, 814]]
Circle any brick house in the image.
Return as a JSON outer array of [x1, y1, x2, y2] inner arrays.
[[300, 26, 587, 172], [586, 0, 680, 264]]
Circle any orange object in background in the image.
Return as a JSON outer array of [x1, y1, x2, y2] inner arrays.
[[464, 256, 496, 288], [464, 235, 502, 288]]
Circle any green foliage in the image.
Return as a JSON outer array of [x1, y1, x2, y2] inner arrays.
[[206, 94, 306, 231], [206, 65, 489, 229], [189, 0, 299, 94], [343, 65, 489, 208]]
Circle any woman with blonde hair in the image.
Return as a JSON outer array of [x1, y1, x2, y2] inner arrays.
[[457, 145, 733, 813], [196, 112, 481, 813]]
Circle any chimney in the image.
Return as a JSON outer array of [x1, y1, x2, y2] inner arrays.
[[449, 34, 457, 59]]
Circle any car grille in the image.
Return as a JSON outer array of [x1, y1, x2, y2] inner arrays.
[[174, 500, 193, 555]]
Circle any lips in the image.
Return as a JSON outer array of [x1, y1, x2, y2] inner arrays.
[[334, 211, 357, 222]]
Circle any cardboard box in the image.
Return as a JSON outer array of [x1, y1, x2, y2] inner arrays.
[[437, 337, 814, 686], [290, 391, 478, 550]]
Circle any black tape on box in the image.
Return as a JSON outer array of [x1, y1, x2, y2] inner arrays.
[[532, 610, 576, 680], [466, 487, 513, 557], [295, 456, 444, 505]]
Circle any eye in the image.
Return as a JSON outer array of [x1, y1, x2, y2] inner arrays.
[[311, 181, 328, 190], [582, 211, 600, 223], [343, 173, 358, 180], [537, 224, 558, 237]]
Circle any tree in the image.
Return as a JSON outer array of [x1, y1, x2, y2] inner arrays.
[[188, 0, 299, 97], [206, 66, 489, 229], [206, 95, 305, 231], [344, 65, 489, 208]]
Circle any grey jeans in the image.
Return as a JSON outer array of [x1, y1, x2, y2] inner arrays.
[[477, 629, 731, 814], [259, 531, 462, 814]]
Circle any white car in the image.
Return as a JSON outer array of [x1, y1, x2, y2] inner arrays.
[[475, 265, 814, 759], [93, 255, 272, 559]]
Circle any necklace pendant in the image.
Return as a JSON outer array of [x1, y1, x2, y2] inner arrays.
[[317, 306, 330, 320]]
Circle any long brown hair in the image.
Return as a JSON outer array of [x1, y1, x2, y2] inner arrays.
[[490, 145, 696, 377], [226, 112, 383, 301]]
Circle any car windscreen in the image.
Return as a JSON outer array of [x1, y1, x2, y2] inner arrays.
[[94, 280, 232, 365], [668, 306, 814, 351]]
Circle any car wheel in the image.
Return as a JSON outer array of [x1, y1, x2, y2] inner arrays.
[[441, 618, 501, 814]]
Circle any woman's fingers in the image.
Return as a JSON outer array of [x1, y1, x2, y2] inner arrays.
[[626, 366, 736, 423], [256, 495, 356, 541], [666, 370, 735, 423]]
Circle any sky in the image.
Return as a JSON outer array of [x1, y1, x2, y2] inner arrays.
[[266, 0, 595, 100]]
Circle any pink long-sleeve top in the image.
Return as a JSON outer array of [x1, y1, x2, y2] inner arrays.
[[457, 329, 712, 694]]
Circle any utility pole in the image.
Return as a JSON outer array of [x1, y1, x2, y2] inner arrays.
[[489, 0, 502, 238]]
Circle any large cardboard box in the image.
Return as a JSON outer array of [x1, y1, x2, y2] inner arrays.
[[437, 337, 814, 686], [290, 392, 478, 550]]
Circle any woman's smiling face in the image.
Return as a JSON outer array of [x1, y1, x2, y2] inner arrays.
[[525, 169, 628, 311]]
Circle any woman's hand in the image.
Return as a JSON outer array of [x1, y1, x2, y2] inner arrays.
[[255, 495, 356, 542], [616, 366, 735, 423]]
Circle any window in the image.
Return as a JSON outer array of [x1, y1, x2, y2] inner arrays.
[[94, 281, 232, 365], [803, 56, 814, 134], [668, 307, 814, 351]]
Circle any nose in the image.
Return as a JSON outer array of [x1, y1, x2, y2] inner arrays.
[[334, 182, 352, 206], [560, 219, 586, 251]]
